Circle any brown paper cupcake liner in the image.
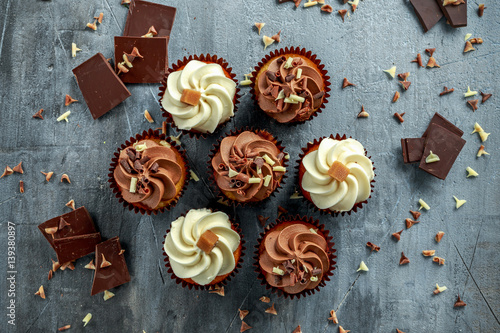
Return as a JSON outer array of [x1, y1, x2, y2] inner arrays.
[[295, 134, 376, 217], [158, 54, 241, 139], [161, 209, 245, 290], [253, 214, 337, 299], [207, 127, 288, 208], [108, 128, 189, 215], [249, 46, 331, 126]]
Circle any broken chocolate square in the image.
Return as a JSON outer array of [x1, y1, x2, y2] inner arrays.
[[401, 138, 425, 164], [419, 124, 466, 180], [410, 0, 444, 32], [114, 36, 169, 84], [53, 233, 102, 263], [72, 53, 131, 119], [91, 237, 131, 295], [435, 0, 467, 28], [123, 0, 176, 37], [422, 112, 464, 138]]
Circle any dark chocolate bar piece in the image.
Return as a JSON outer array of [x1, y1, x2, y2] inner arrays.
[[114, 36, 169, 84], [123, 0, 176, 37], [72, 53, 131, 119], [53, 233, 102, 263], [401, 138, 426, 164], [91, 237, 131, 295], [410, 0, 444, 32], [435, 0, 467, 28], [38, 207, 97, 250], [422, 112, 464, 138], [418, 123, 466, 180]]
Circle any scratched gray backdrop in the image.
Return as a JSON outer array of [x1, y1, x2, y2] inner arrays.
[[0, 0, 499, 332]]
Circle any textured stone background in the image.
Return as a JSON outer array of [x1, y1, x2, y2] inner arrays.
[[0, 0, 499, 332]]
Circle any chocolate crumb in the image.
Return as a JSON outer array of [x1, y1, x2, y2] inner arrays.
[[480, 91, 492, 104], [454, 294, 467, 307], [439, 86, 454, 96], [399, 252, 410, 265], [32, 108, 44, 120], [342, 78, 356, 88], [392, 229, 403, 241]]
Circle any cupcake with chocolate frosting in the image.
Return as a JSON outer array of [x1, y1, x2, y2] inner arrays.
[[159, 54, 240, 137], [162, 208, 244, 289], [209, 129, 287, 205], [298, 134, 375, 216], [255, 215, 336, 299], [109, 129, 188, 214], [251, 47, 330, 124]]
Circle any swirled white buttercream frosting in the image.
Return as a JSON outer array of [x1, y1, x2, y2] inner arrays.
[[161, 60, 236, 133], [163, 208, 240, 285], [301, 138, 374, 212]]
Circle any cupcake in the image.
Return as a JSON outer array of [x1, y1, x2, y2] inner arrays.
[[109, 129, 188, 214], [162, 208, 244, 289], [298, 134, 375, 215], [159, 54, 240, 137], [209, 128, 287, 205], [251, 47, 330, 124], [254, 215, 336, 299]]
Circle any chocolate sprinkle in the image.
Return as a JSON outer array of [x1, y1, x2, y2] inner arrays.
[[285, 74, 295, 82], [133, 160, 143, 172], [120, 159, 132, 173], [149, 162, 159, 173], [139, 155, 151, 165], [266, 71, 277, 82], [313, 91, 325, 100], [126, 148, 136, 161]]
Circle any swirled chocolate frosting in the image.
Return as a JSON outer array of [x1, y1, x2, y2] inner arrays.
[[259, 223, 330, 294], [257, 55, 325, 123], [114, 139, 183, 209], [211, 131, 286, 203]]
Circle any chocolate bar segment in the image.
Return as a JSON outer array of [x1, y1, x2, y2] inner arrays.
[[422, 112, 464, 138], [401, 138, 425, 164], [435, 0, 467, 28], [91, 237, 131, 295], [123, 0, 176, 37], [72, 53, 131, 119], [410, 0, 444, 32], [114, 36, 169, 84], [38, 207, 97, 250], [418, 124, 466, 179], [53, 233, 102, 263]]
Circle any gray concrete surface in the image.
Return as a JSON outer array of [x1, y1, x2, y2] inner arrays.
[[0, 0, 499, 332]]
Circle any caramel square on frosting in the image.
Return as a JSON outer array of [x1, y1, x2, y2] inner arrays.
[[196, 230, 219, 254], [328, 161, 349, 182], [180, 89, 201, 106]]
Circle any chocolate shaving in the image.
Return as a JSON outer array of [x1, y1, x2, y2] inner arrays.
[[394, 112, 405, 123], [265, 303, 277, 315], [439, 86, 454, 96], [480, 91, 492, 104], [150, 162, 159, 173], [399, 252, 410, 265], [209, 286, 225, 296], [126, 148, 136, 161], [60, 174, 71, 183], [58, 217, 71, 230], [454, 294, 467, 307], [270, 85, 280, 99], [277, 205, 288, 217], [339, 326, 350, 333], [259, 296, 271, 303], [58, 325, 71, 332], [478, 4, 485, 17], [64, 94, 78, 106], [425, 48, 436, 56], [266, 71, 277, 82], [338, 9, 347, 22], [120, 159, 132, 173], [392, 229, 403, 241], [12, 162, 23, 174], [409, 210, 421, 220], [311, 268, 322, 275], [426, 56, 440, 68], [19, 180, 24, 193], [277, 56, 286, 64], [139, 155, 151, 165], [328, 310, 338, 324], [240, 321, 252, 332], [277, 152, 285, 161], [313, 91, 325, 100], [48, 270, 53, 280], [32, 108, 44, 120], [271, 30, 281, 43], [285, 74, 295, 82], [239, 309, 249, 320], [342, 78, 356, 88], [366, 242, 380, 252], [405, 218, 419, 229], [411, 53, 423, 67], [398, 72, 410, 81], [467, 99, 479, 111], [257, 215, 269, 226], [292, 325, 302, 333], [283, 260, 296, 273], [321, 4, 333, 12], [463, 41, 475, 53], [133, 160, 144, 172], [400, 81, 411, 90]]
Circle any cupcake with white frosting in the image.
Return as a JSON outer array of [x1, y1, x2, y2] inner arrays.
[[159, 54, 240, 137], [162, 208, 244, 288], [297, 135, 375, 215]]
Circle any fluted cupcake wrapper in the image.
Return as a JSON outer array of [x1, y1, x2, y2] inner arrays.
[[295, 134, 376, 217], [250, 46, 331, 126], [207, 127, 288, 208], [161, 208, 245, 290], [108, 128, 189, 215], [253, 214, 337, 299], [158, 53, 241, 139]]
